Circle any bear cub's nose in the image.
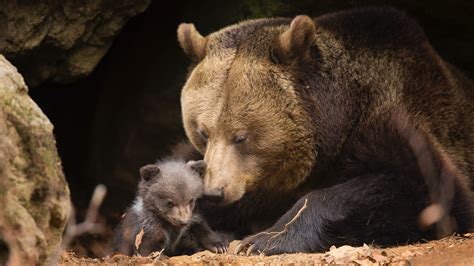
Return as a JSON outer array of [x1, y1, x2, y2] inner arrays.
[[177, 220, 189, 227]]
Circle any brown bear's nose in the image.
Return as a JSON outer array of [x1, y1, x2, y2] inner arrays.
[[204, 187, 224, 202]]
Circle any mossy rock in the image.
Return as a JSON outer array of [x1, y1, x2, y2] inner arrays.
[[0, 55, 70, 265]]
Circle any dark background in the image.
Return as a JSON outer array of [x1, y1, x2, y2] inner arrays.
[[28, 0, 474, 256]]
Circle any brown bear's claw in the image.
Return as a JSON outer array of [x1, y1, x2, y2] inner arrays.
[[246, 244, 256, 256], [236, 234, 268, 256]]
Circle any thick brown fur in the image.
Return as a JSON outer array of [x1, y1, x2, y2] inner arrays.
[[177, 7, 474, 254]]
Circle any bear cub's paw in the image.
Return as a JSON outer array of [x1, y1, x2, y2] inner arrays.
[[202, 233, 229, 254]]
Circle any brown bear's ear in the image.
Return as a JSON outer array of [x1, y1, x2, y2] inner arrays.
[[177, 23, 207, 62], [140, 164, 160, 181], [187, 160, 206, 176], [273, 15, 316, 62]]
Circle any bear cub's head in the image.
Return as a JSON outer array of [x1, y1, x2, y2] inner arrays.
[[138, 160, 206, 227]]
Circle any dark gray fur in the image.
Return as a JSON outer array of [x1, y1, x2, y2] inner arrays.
[[112, 159, 227, 256]]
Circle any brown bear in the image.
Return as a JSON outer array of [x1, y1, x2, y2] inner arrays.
[[176, 7, 474, 255]]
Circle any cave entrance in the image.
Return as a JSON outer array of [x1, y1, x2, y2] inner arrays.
[[27, 0, 252, 257], [29, 1, 192, 257]]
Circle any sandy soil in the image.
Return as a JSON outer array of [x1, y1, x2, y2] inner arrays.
[[60, 233, 474, 265]]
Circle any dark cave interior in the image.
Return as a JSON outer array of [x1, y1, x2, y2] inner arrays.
[[25, 0, 474, 257]]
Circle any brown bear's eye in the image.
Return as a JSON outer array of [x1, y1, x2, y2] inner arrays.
[[233, 132, 248, 144], [197, 128, 208, 141], [166, 200, 175, 208]]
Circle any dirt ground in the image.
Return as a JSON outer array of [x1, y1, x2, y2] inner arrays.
[[60, 233, 474, 265]]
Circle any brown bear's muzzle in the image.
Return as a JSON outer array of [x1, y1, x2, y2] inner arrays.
[[203, 140, 249, 204], [203, 167, 226, 203]]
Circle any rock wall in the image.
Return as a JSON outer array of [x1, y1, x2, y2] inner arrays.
[[0, 0, 152, 87], [0, 55, 70, 265]]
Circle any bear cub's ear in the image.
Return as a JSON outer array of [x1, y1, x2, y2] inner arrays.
[[273, 15, 317, 62], [177, 23, 207, 62], [140, 164, 161, 181], [187, 160, 207, 176]]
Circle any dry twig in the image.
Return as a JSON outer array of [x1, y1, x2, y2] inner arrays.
[[242, 198, 308, 254], [50, 184, 107, 265], [268, 197, 308, 242], [150, 249, 165, 264]]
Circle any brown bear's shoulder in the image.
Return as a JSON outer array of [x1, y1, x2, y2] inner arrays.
[[315, 7, 426, 51]]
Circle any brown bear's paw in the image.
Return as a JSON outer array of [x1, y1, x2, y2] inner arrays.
[[237, 230, 290, 256]]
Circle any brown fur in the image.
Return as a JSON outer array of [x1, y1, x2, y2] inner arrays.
[[177, 23, 207, 62], [177, 7, 474, 254]]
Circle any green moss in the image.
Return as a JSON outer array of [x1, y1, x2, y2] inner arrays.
[[243, 0, 287, 18], [0, 61, 70, 265]]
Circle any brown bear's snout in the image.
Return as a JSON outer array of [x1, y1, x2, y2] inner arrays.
[[202, 141, 249, 204]]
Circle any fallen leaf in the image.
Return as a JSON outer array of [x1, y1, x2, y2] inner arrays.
[[135, 228, 145, 252], [323, 245, 376, 264], [149, 250, 164, 259]]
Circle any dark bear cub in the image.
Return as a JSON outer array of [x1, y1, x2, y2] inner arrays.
[[112, 159, 227, 256]]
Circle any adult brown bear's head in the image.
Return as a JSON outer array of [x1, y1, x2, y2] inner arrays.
[[177, 16, 318, 205]]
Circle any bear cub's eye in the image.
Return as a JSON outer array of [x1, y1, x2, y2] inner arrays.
[[166, 199, 175, 208]]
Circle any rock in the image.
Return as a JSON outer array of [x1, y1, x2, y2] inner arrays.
[[0, 0, 152, 87], [0, 55, 70, 265]]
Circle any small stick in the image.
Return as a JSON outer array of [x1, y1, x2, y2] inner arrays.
[[50, 184, 107, 265], [62, 184, 107, 248], [151, 249, 165, 264]]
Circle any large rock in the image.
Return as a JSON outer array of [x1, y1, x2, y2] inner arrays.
[[0, 0, 151, 87], [0, 55, 70, 265]]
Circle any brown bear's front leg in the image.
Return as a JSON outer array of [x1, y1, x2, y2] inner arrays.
[[238, 173, 435, 255]]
